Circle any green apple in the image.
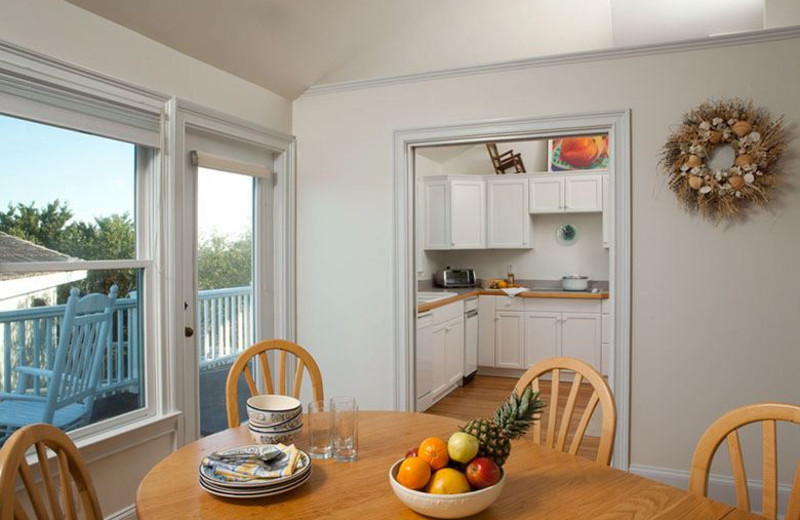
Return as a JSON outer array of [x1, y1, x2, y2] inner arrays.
[[447, 432, 479, 464]]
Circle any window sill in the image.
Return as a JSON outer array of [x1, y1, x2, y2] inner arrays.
[[75, 411, 182, 466]]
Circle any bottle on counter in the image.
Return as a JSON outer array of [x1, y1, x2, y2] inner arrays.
[[506, 264, 515, 285]]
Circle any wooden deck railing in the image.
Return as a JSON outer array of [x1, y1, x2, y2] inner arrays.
[[0, 286, 253, 396]]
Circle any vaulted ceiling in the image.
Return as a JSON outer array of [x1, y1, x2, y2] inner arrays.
[[65, 0, 792, 99]]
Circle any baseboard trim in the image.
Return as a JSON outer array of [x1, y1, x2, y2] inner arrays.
[[105, 504, 137, 520], [629, 464, 792, 518]]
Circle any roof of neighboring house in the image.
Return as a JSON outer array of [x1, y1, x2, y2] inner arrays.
[[0, 232, 76, 282]]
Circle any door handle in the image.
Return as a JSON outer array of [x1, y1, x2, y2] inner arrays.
[[185, 326, 195, 338]]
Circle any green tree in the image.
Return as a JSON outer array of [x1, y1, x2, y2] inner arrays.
[[197, 232, 252, 291]]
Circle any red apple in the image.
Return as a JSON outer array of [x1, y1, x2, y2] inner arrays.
[[405, 447, 419, 459], [465, 457, 501, 489]]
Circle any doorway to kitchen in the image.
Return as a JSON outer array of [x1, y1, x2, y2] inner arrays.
[[393, 110, 631, 469]]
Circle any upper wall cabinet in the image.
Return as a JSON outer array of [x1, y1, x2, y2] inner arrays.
[[529, 173, 605, 214], [486, 177, 532, 249], [423, 177, 485, 249]]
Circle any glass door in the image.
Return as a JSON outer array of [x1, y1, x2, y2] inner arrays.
[[195, 167, 255, 436]]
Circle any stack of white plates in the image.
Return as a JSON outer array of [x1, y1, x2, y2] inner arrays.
[[198, 445, 312, 499]]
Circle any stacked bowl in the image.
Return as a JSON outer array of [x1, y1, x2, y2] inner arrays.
[[247, 395, 303, 445]]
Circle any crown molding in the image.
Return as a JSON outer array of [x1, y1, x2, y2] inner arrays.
[[303, 25, 800, 97]]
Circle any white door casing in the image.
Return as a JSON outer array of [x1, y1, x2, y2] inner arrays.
[[394, 109, 632, 470]]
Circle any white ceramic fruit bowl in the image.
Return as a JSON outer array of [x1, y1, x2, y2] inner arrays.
[[388, 459, 505, 519]]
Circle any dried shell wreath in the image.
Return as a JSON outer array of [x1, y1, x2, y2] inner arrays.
[[660, 99, 786, 220]]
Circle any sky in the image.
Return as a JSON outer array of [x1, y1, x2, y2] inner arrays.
[[0, 114, 251, 239]]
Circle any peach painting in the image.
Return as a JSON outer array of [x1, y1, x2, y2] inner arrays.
[[548, 135, 609, 171]]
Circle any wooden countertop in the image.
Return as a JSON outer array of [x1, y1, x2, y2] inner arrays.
[[417, 289, 608, 313]]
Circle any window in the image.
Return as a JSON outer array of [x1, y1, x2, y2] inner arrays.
[[0, 113, 155, 445]]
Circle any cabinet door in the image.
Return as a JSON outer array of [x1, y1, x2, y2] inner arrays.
[[494, 311, 525, 369], [487, 178, 531, 248], [564, 175, 602, 212], [430, 324, 448, 398], [415, 316, 434, 401], [529, 177, 563, 214], [602, 174, 610, 249], [524, 312, 561, 367], [561, 312, 601, 369], [423, 180, 448, 249], [477, 296, 495, 367], [450, 179, 485, 248], [444, 317, 464, 388]]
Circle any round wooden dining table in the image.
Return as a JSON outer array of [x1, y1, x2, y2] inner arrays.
[[136, 412, 758, 520]]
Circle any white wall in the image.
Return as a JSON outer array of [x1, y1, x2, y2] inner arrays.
[[425, 213, 608, 282], [294, 35, 800, 486], [1, 1, 292, 516], [0, 0, 291, 131]]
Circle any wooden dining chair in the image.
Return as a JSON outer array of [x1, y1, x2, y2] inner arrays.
[[225, 339, 324, 428], [0, 423, 102, 520], [514, 356, 616, 465], [689, 402, 800, 520]]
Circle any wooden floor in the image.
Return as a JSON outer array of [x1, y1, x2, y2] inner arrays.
[[425, 375, 600, 461]]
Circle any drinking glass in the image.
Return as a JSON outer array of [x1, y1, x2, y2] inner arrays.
[[330, 396, 358, 462], [307, 400, 332, 459]]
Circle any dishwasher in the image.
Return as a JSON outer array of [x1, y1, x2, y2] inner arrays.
[[463, 297, 478, 383]]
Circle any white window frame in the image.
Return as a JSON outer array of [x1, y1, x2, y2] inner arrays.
[[0, 39, 297, 457]]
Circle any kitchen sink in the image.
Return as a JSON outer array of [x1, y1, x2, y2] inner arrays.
[[416, 291, 458, 305]]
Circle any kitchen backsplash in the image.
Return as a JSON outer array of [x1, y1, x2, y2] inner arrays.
[[420, 213, 608, 281]]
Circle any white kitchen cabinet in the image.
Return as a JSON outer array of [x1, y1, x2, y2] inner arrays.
[[428, 301, 465, 403], [415, 313, 434, 412], [423, 177, 485, 250], [524, 312, 561, 367], [444, 316, 465, 388], [494, 311, 525, 369], [529, 176, 563, 213], [529, 173, 605, 214], [423, 179, 448, 249], [560, 313, 601, 368], [464, 301, 478, 377], [486, 177, 531, 248]]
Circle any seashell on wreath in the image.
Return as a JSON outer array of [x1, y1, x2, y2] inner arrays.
[[660, 99, 786, 221]]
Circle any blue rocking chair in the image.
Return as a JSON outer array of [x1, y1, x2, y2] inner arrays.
[[0, 285, 118, 442]]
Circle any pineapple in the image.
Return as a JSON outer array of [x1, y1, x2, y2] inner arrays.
[[459, 385, 544, 467]]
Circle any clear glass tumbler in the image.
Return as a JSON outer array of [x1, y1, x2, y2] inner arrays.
[[307, 400, 332, 459], [330, 396, 358, 462]]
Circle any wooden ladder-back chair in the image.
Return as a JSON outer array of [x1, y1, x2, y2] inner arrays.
[[486, 143, 526, 174], [689, 402, 800, 520], [225, 339, 324, 428], [0, 286, 118, 442], [514, 356, 616, 465], [0, 423, 103, 520]]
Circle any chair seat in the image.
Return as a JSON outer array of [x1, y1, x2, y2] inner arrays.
[[0, 399, 88, 430]]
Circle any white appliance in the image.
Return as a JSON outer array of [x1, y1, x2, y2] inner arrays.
[[415, 312, 434, 411], [464, 298, 478, 380]]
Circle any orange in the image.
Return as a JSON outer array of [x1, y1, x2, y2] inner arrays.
[[426, 468, 471, 494], [396, 456, 431, 490], [418, 437, 449, 470]]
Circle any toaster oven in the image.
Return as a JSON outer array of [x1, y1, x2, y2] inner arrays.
[[434, 267, 477, 288]]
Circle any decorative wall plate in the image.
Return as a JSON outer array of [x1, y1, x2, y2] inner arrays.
[[556, 223, 578, 245]]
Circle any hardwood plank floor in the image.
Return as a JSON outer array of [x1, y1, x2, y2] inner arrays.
[[425, 375, 601, 461]]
